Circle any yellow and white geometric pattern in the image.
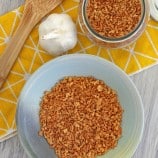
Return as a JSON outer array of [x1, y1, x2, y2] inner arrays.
[[0, 0, 158, 142]]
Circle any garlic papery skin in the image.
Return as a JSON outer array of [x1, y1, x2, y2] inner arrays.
[[39, 14, 77, 56]]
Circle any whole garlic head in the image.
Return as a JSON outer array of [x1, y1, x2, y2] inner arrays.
[[39, 14, 77, 56]]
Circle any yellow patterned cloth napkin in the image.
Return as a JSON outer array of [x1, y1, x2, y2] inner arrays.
[[0, 0, 158, 142]]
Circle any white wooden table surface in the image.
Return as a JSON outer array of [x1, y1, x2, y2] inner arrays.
[[0, 0, 158, 158]]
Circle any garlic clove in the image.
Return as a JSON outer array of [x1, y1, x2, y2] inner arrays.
[[38, 13, 77, 56]]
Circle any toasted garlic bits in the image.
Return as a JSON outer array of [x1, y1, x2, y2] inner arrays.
[[39, 76, 123, 158], [86, 0, 142, 38]]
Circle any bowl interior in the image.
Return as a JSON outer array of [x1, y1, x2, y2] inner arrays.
[[17, 54, 144, 158]]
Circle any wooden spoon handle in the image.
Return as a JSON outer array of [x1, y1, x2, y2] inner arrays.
[[0, 10, 36, 89]]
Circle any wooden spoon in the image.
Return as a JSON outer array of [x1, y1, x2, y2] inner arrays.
[[0, 0, 63, 89]]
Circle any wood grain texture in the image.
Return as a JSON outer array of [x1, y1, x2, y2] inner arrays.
[[0, 0, 24, 15], [0, 0, 63, 89], [0, 0, 158, 158]]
